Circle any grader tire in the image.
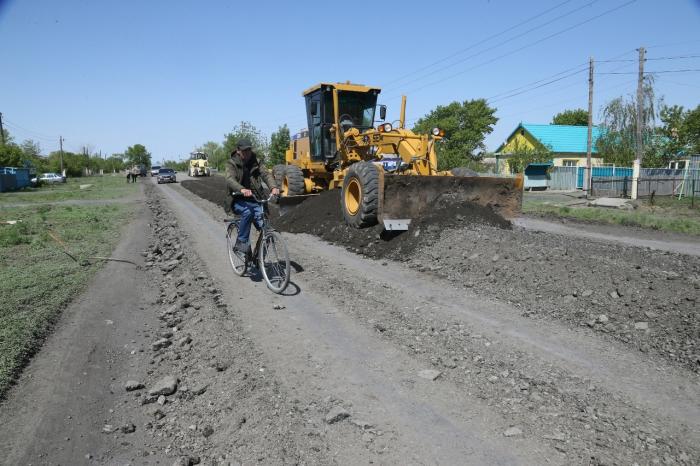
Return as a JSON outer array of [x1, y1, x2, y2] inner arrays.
[[282, 165, 305, 196], [451, 167, 480, 177], [341, 161, 379, 228], [272, 165, 286, 186]]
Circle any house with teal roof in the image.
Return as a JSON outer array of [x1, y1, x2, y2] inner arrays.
[[494, 123, 604, 174]]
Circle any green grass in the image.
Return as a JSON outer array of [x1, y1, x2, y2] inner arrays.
[[0, 175, 137, 205], [0, 202, 132, 398], [523, 198, 700, 236]]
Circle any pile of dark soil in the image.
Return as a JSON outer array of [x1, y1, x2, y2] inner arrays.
[[180, 177, 229, 210], [179, 178, 512, 258], [274, 189, 511, 258]]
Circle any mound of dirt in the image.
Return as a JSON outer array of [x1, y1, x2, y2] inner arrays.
[[273, 189, 511, 258], [181, 177, 229, 210], [179, 178, 513, 259]]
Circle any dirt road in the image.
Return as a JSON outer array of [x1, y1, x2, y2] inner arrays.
[[513, 216, 700, 257], [1, 177, 697, 465]]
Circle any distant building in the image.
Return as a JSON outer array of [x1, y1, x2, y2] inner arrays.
[[494, 123, 604, 174]]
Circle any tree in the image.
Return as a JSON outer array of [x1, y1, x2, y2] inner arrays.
[[0, 143, 23, 167], [681, 105, 700, 155], [659, 104, 687, 158], [161, 158, 189, 171], [222, 121, 268, 166], [104, 154, 126, 173], [596, 76, 669, 167], [20, 139, 41, 158], [552, 108, 588, 126], [18, 139, 49, 173], [124, 144, 152, 168], [413, 99, 498, 171], [1, 127, 13, 146], [504, 141, 552, 174], [45, 150, 86, 177], [269, 124, 290, 167], [0, 128, 22, 167]]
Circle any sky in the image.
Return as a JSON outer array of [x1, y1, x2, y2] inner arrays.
[[1, 0, 699, 163]]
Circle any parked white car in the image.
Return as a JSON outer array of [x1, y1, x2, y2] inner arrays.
[[31, 173, 66, 185]]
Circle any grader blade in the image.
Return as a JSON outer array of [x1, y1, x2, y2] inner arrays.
[[379, 174, 524, 230]]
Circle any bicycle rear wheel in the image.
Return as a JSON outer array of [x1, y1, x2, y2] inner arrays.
[[226, 222, 246, 276], [258, 231, 290, 294]]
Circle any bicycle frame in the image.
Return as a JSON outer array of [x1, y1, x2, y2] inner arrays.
[[229, 193, 276, 266], [225, 192, 290, 293]]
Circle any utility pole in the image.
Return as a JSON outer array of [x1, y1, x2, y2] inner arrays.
[[635, 47, 645, 165], [0, 112, 5, 145], [632, 47, 645, 199], [59, 136, 64, 175], [585, 56, 594, 196]]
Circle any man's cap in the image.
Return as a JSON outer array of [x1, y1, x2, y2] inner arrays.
[[237, 138, 253, 150]]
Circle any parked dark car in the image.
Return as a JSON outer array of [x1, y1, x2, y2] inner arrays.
[[156, 168, 177, 184]]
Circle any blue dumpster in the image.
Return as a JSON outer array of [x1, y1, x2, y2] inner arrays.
[[524, 163, 552, 190]]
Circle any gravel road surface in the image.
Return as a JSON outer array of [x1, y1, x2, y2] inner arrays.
[[1, 176, 697, 465]]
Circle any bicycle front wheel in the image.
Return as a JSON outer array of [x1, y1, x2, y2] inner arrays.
[[258, 231, 290, 294], [226, 222, 246, 276]]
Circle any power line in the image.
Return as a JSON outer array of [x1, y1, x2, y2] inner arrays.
[[492, 78, 637, 121], [598, 54, 700, 62], [394, 53, 636, 129], [382, 0, 579, 87], [3, 124, 58, 144], [488, 68, 588, 104], [483, 49, 635, 105], [598, 68, 700, 74], [647, 39, 700, 49], [3, 118, 57, 141], [658, 78, 700, 89], [485, 63, 588, 100], [382, 0, 637, 101], [383, 0, 603, 95]]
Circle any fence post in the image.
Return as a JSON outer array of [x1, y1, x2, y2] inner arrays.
[[631, 160, 640, 199], [693, 179, 696, 208]]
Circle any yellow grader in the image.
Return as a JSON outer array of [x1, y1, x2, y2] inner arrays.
[[274, 82, 523, 230], [188, 151, 211, 177]]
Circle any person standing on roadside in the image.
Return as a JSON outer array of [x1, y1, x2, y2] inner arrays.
[[225, 138, 279, 256]]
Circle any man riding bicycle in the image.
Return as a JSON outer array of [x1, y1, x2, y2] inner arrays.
[[225, 138, 280, 257]]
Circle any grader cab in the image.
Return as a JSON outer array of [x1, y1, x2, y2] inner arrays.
[[188, 151, 211, 177], [274, 82, 523, 230]]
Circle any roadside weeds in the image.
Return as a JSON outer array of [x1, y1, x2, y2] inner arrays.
[[0, 202, 133, 398]]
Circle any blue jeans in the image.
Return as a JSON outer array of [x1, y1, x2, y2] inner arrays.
[[232, 200, 264, 246]]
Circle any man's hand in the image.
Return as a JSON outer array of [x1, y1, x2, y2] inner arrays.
[[271, 188, 280, 196], [241, 189, 253, 197]]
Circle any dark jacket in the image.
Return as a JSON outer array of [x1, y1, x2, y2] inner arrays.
[[225, 153, 278, 202]]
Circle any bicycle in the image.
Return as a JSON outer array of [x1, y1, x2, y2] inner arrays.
[[225, 193, 291, 294]]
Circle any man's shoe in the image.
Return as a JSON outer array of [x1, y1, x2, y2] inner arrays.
[[233, 240, 248, 260]]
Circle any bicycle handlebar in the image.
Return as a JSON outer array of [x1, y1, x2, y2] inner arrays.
[[231, 192, 278, 203]]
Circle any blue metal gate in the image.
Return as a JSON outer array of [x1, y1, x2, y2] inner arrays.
[[577, 166, 633, 189]]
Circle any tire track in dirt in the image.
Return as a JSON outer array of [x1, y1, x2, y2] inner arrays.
[[160, 181, 563, 465], [173, 179, 699, 465], [285, 234, 700, 465]]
